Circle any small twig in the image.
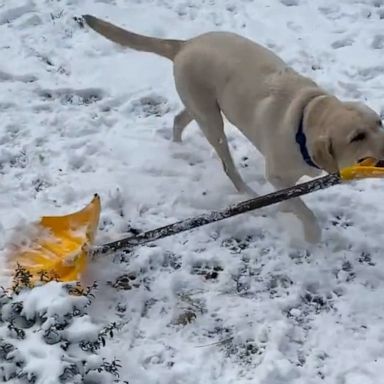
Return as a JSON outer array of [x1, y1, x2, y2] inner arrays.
[[195, 336, 234, 348]]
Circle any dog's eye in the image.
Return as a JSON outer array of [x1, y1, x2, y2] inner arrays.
[[350, 132, 366, 142]]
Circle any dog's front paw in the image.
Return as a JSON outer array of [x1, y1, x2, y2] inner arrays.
[[303, 219, 322, 244]]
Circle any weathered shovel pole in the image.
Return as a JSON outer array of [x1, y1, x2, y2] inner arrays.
[[8, 157, 384, 286], [94, 173, 341, 256]]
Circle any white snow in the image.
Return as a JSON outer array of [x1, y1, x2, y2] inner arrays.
[[63, 315, 100, 343], [12, 331, 68, 384], [18, 282, 87, 320], [1, 0, 384, 383]]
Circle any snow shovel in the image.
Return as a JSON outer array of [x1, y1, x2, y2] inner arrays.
[[6, 157, 384, 286]]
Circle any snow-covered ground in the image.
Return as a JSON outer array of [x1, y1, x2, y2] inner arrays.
[[1, 0, 384, 383]]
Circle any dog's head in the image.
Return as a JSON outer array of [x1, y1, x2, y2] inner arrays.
[[308, 97, 384, 173]]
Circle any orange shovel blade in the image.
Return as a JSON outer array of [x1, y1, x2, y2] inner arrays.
[[8, 195, 101, 285]]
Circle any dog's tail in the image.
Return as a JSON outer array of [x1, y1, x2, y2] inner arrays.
[[83, 15, 185, 61]]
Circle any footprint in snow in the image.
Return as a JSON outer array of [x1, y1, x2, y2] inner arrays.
[[37, 87, 105, 106], [0, 102, 16, 112], [338, 81, 362, 99], [331, 37, 354, 49], [286, 21, 302, 33], [377, 9, 384, 18], [318, 4, 340, 18], [0, 2, 35, 25], [266, 273, 293, 298], [17, 14, 42, 29], [126, 94, 170, 118], [373, 0, 384, 8], [0, 70, 37, 83], [171, 151, 205, 166], [190, 261, 223, 281], [371, 34, 384, 49], [356, 66, 384, 81], [285, 286, 334, 329], [280, 0, 299, 6]]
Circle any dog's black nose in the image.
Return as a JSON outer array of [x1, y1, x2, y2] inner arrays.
[[358, 157, 372, 164]]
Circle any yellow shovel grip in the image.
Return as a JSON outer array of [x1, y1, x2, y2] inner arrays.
[[340, 157, 384, 181]]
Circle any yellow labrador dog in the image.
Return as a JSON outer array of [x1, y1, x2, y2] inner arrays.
[[83, 14, 384, 243]]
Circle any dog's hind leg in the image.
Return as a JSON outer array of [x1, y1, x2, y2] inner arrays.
[[173, 108, 193, 142]]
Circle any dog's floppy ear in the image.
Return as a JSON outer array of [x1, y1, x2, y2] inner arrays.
[[311, 136, 338, 173]]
